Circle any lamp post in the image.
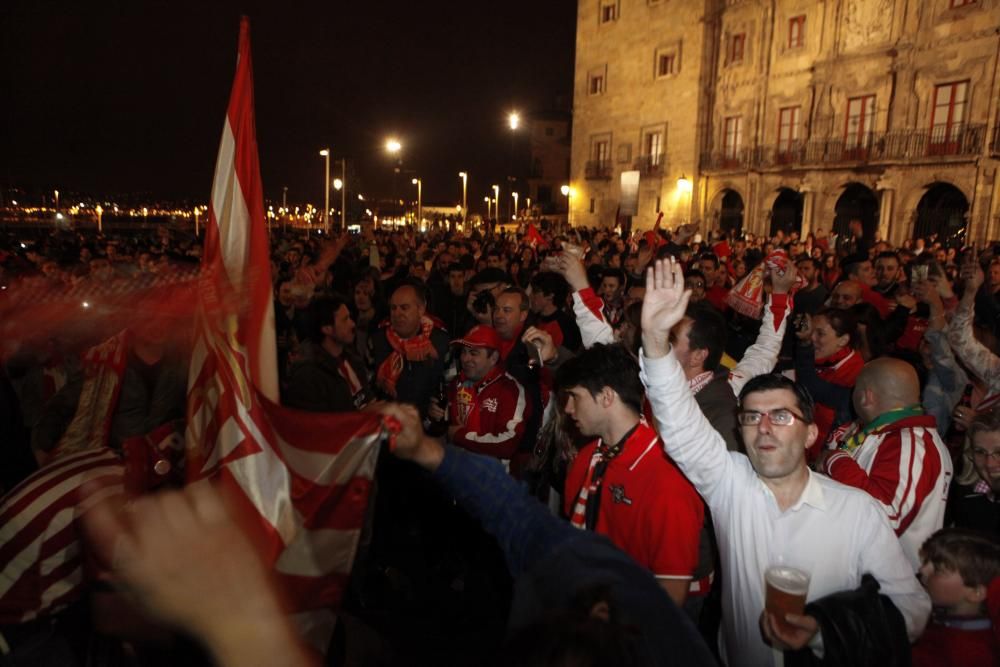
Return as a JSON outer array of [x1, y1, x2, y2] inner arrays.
[[95, 205, 103, 234], [484, 196, 491, 220], [458, 171, 468, 227], [561, 184, 574, 227], [512, 192, 519, 220], [412, 177, 422, 224], [385, 137, 402, 205], [677, 175, 693, 224], [333, 162, 346, 231], [491, 184, 499, 221], [319, 148, 331, 234], [507, 112, 520, 221], [54, 189, 60, 212]]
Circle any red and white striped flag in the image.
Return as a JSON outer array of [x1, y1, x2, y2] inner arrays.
[[184, 17, 387, 637], [0, 449, 123, 624]]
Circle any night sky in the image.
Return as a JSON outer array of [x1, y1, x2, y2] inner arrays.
[[1, 1, 577, 209]]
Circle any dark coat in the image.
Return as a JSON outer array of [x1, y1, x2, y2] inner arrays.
[[695, 374, 740, 452], [284, 341, 372, 413], [786, 574, 912, 667]]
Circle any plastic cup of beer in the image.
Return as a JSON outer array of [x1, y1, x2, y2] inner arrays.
[[764, 565, 810, 634]]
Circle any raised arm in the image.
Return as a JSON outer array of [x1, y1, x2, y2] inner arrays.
[[546, 250, 616, 348], [728, 265, 795, 395], [947, 260, 1000, 389], [640, 259, 749, 505]]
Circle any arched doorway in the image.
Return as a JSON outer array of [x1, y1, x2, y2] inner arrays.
[[833, 183, 880, 241], [770, 188, 803, 237], [719, 189, 744, 236], [914, 183, 969, 245]]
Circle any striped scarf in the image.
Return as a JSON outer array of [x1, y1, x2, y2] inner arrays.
[[375, 317, 439, 398], [570, 423, 638, 530]]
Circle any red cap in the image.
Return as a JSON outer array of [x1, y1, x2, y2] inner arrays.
[[451, 325, 501, 351]]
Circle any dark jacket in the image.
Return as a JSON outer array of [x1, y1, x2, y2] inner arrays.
[[284, 341, 373, 413], [786, 574, 911, 667], [369, 325, 450, 417], [694, 373, 740, 452]]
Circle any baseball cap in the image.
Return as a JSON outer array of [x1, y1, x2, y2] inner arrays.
[[452, 325, 501, 351]]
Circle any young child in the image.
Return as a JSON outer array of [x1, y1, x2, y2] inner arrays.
[[912, 528, 1000, 667]]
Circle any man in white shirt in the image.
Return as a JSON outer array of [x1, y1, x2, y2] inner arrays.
[[638, 258, 930, 667]]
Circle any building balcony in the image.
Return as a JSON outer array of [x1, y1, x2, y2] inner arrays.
[[701, 124, 986, 171], [634, 154, 666, 176], [584, 159, 612, 180]]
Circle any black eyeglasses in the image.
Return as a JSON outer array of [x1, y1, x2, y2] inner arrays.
[[737, 408, 807, 427]]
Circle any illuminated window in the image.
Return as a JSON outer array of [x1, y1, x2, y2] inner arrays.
[[593, 140, 610, 164], [727, 33, 746, 65], [600, 2, 617, 23], [645, 131, 663, 164], [788, 15, 805, 49]]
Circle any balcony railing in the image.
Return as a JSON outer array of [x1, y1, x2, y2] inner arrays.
[[585, 159, 612, 180], [634, 154, 666, 176], [701, 124, 986, 171]]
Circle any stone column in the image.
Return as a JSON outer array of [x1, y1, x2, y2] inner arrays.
[[876, 177, 895, 244], [800, 190, 815, 238]]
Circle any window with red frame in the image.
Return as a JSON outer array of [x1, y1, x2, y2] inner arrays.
[[788, 15, 805, 49], [844, 95, 876, 148], [930, 81, 968, 155], [778, 107, 800, 159]]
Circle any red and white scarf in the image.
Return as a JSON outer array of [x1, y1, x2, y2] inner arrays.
[[376, 317, 439, 397]]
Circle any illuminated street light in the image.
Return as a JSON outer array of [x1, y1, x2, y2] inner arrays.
[[508, 112, 520, 131], [412, 177, 423, 223], [95, 204, 103, 233], [54, 189, 59, 212], [458, 171, 468, 226], [560, 184, 574, 226], [676, 175, 693, 192], [511, 192, 519, 220], [333, 178, 343, 190], [484, 196, 492, 219], [385, 138, 402, 154]]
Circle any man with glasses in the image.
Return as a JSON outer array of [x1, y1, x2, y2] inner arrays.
[[821, 358, 953, 570], [638, 258, 929, 666]]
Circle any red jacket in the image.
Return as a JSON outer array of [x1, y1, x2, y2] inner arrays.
[[446, 365, 531, 460], [811, 347, 864, 452], [825, 414, 952, 568]]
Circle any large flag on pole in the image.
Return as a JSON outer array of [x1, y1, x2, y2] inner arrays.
[[185, 16, 388, 627]]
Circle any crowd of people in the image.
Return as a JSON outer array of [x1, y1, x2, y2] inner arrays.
[[2, 215, 1000, 666]]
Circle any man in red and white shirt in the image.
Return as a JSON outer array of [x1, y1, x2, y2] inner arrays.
[[822, 357, 953, 570], [431, 325, 530, 464], [559, 343, 707, 611]]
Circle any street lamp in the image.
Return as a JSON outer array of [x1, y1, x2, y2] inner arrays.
[[512, 192, 519, 220], [561, 184, 574, 227], [484, 196, 491, 219], [54, 189, 59, 212], [508, 112, 520, 130], [458, 171, 468, 227], [95, 204, 103, 234], [412, 177, 422, 224], [677, 175, 693, 224], [385, 138, 402, 154], [319, 148, 331, 233], [491, 184, 499, 221]]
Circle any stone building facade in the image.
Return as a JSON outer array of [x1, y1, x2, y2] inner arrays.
[[569, 0, 1000, 244]]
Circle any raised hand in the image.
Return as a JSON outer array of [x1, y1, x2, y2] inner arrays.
[[522, 325, 558, 363], [641, 258, 692, 359], [769, 262, 798, 295], [543, 250, 589, 291], [378, 402, 445, 470]]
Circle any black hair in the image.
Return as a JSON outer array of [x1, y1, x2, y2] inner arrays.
[[684, 301, 726, 371], [530, 271, 570, 309], [697, 252, 721, 270], [308, 294, 351, 343], [797, 257, 822, 272], [874, 250, 901, 264], [738, 374, 816, 423], [601, 267, 625, 285], [556, 343, 644, 414], [814, 307, 860, 349]]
